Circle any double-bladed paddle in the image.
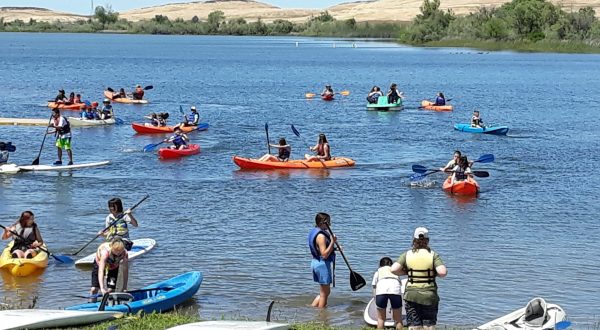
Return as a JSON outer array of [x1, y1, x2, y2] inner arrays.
[[68, 195, 149, 256], [410, 154, 494, 181], [142, 123, 209, 152], [324, 223, 365, 291], [0, 224, 73, 263], [290, 125, 328, 169], [305, 90, 350, 98], [77, 286, 175, 300]]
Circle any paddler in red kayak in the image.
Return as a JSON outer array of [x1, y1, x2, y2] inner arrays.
[[321, 85, 334, 98], [450, 156, 472, 184], [164, 126, 189, 150], [440, 150, 461, 172], [305, 133, 331, 162], [89, 237, 129, 302], [258, 137, 291, 162]]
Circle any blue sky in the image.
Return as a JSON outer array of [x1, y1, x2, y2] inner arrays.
[[1, 0, 349, 15]]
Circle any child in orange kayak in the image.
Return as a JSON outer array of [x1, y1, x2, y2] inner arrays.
[[451, 156, 472, 184], [258, 137, 291, 162]]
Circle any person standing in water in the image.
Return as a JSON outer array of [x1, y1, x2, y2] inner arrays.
[[308, 212, 337, 308]]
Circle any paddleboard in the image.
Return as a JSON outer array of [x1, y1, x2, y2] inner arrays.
[[75, 238, 156, 266], [363, 278, 407, 327], [0, 164, 20, 174], [18, 161, 110, 172], [167, 321, 290, 330], [0, 309, 121, 330], [0, 118, 48, 126]]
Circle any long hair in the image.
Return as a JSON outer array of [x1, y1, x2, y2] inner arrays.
[[18, 211, 35, 228], [318, 134, 328, 144], [315, 212, 330, 226], [412, 237, 431, 252], [108, 198, 124, 213], [279, 137, 287, 146]]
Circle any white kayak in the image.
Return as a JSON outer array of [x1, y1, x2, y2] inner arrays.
[[364, 278, 407, 327], [0, 164, 20, 174], [75, 238, 156, 266], [18, 160, 110, 172], [0, 309, 121, 330], [475, 297, 568, 330], [67, 117, 116, 127], [167, 321, 290, 330]]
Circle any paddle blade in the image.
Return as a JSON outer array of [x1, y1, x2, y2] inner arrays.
[[291, 124, 301, 137], [195, 123, 209, 131], [475, 154, 495, 163], [412, 164, 428, 173], [339, 90, 350, 96], [305, 93, 316, 98], [472, 170, 489, 178], [31, 157, 40, 166], [179, 105, 185, 116], [555, 320, 572, 330], [144, 85, 154, 90], [115, 118, 124, 125], [143, 142, 162, 152], [350, 270, 366, 291], [52, 254, 74, 264]]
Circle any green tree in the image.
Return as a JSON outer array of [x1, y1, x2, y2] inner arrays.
[[207, 10, 225, 33], [94, 5, 118, 29]]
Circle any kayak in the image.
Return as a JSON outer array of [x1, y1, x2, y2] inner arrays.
[[454, 123, 509, 135], [158, 144, 200, 159], [420, 100, 453, 111], [75, 238, 156, 266], [0, 164, 21, 174], [366, 97, 403, 111], [0, 117, 48, 126], [0, 241, 49, 277], [47, 102, 87, 110], [363, 278, 407, 327], [233, 156, 356, 170], [168, 321, 290, 330], [0, 309, 122, 330], [104, 90, 149, 104], [321, 94, 334, 101], [19, 161, 111, 172], [475, 297, 567, 330], [68, 117, 116, 127], [442, 176, 480, 196], [131, 123, 208, 134], [66, 271, 202, 314]]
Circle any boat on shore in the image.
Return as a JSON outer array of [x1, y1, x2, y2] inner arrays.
[[475, 297, 567, 330]]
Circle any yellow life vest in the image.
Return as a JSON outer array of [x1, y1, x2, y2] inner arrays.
[[405, 249, 436, 288], [377, 265, 399, 282], [105, 215, 129, 241]]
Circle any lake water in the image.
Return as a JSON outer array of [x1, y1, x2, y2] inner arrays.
[[1, 33, 599, 328]]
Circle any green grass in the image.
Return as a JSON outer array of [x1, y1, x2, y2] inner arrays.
[[76, 311, 199, 330], [417, 38, 600, 54]]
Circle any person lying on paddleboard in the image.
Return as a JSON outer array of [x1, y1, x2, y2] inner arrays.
[[132, 84, 144, 100], [450, 156, 472, 184], [54, 89, 68, 103], [321, 85, 334, 97], [0, 141, 16, 164], [258, 137, 291, 162], [367, 86, 383, 104], [434, 92, 446, 106], [48, 108, 73, 166], [305, 133, 331, 162], [2, 211, 44, 259], [180, 106, 200, 127], [471, 110, 484, 128], [387, 83, 403, 104], [309, 212, 336, 308], [99, 198, 138, 251], [164, 127, 189, 150], [89, 237, 129, 302], [99, 99, 113, 120], [372, 256, 403, 330]]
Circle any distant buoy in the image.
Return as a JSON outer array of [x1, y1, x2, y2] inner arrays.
[[352, 42, 356, 48], [295, 42, 299, 47], [333, 43, 336, 48]]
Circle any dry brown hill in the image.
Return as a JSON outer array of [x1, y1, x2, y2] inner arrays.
[[0, 7, 87, 23]]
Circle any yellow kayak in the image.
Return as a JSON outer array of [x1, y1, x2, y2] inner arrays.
[[0, 241, 49, 277]]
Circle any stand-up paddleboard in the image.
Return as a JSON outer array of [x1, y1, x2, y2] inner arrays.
[[364, 278, 407, 327], [0, 164, 21, 174], [75, 238, 156, 266], [0, 309, 121, 330], [18, 161, 110, 172], [167, 321, 290, 330], [0, 118, 48, 126]]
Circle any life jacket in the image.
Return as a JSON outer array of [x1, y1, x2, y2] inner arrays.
[[405, 249, 437, 288], [471, 116, 482, 126], [83, 111, 96, 120], [435, 97, 445, 106], [95, 242, 126, 270], [454, 168, 468, 181], [307, 227, 335, 262], [278, 146, 290, 160], [377, 265, 400, 282], [189, 112, 200, 125], [13, 222, 37, 250], [105, 214, 130, 241], [55, 116, 71, 135], [172, 134, 186, 146]]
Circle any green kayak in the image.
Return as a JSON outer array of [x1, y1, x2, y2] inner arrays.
[[366, 96, 403, 111]]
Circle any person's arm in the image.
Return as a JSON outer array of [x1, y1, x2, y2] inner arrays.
[[372, 272, 378, 296], [31, 226, 43, 247], [315, 233, 336, 260], [2, 225, 15, 240], [126, 212, 138, 228], [98, 254, 109, 294], [121, 256, 129, 291], [391, 262, 407, 276], [182, 134, 189, 142], [434, 253, 447, 278]]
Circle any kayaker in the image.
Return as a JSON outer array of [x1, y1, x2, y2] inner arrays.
[[47, 108, 73, 166], [308, 212, 336, 308], [451, 156, 472, 184], [471, 110, 484, 128], [434, 92, 446, 106], [117, 88, 127, 99], [54, 89, 68, 103], [181, 106, 200, 127], [387, 83, 404, 104], [321, 85, 334, 97], [99, 99, 113, 120], [391, 227, 447, 330], [132, 84, 144, 100], [80, 105, 97, 120], [372, 256, 403, 330], [99, 198, 138, 251], [1, 211, 44, 259], [67, 92, 75, 105], [440, 150, 461, 172], [305, 133, 331, 162], [74, 93, 82, 104], [367, 86, 383, 104], [164, 127, 189, 150], [258, 137, 291, 162], [89, 237, 129, 302]]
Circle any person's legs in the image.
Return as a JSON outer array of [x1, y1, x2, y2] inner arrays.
[[24, 249, 38, 259], [405, 300, 424, 330], [12, 250, 26, 258], [90, 262, 101, 303], [317, 284, 331, 308], [420, 302, 438, 330], [389, 294, 403, 330], [376, 307, 386, 329], [56, 146, 63, 163]]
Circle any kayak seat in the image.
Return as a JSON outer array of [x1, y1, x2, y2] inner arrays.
[[521, 297, 548, 327], [106, 292, 134, 306]]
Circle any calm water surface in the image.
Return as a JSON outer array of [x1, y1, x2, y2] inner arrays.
[[1, 33, 599, 328]]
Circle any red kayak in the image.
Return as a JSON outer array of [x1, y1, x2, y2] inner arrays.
[[158, 144, 200, 159], [321, 94, 334, 101], [132, 123, 199, 134]]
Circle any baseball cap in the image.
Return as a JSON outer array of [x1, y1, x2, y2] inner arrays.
[[413, 227, 429, 239], [191, 106, 197, 111]]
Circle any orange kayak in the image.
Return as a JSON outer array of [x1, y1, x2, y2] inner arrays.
[[131, 123, 199, 134], [104, 90, 148, 104], [442, 176, 479, 196], [420, 100, 453, 111], [233, 156, 355, 170], [47, 102, 86, 110]]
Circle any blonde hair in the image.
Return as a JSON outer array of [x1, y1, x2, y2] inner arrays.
[[110, 237, 126, 251]]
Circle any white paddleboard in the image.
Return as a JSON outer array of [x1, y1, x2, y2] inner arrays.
[[18, 160, 110, 172], [167, 321, 290, 330], [0, 164, 20, 174], [75, 238, 156, 266], [0, 309, 121, 330], [363, 278, 407, 327]]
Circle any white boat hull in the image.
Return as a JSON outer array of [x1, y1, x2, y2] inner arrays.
[[476, 298, 567, 330], [75, 238, 156, 266], [0, 309, 121, 330], [67, 117, 116, 127], [0, 164, 20, 174]]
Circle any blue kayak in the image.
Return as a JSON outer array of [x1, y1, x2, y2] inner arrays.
[[66, 271, 202, 314], [454, 123, 509, 135]]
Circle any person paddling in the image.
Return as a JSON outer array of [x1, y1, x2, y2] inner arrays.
[[471, 110, 484, 128], [181, 106, 200, 127], [258, 137, 291, 162], [450, 156, 472, 184], [132, 84, 144, 100], [164, 126, 189, 150], [434, 92, 446, 106], [0, 141, 15, 164], [305, 133, 331, 162], [48, 108, 73, 165], [1, 211, 44, 259], [98, 198, 138, 251], [89, 237, 129, 303], [54, 89, 68, 103], [99, 99, 113, 120], [372, 257, 403, 330], [321, 85, 334, 97], [308, 212, 337, 308], [440, 150, 461, 172]]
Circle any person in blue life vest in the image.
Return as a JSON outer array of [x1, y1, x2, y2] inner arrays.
[[0, 141, 16, 164], [99, 99, 113, 120], [434, 92, 446, 106], [391, 227, 447, 330], [164, 126, 189, 150], [372, 256, 403, 330], [89, 237, 129, 303], [1, 211, 44, 259], [308, 212, 337, 308], [181, 105, 200, 127], [258, 137, 291, 162], [80, 103, 99, 120], [98, 198, 138, 251], [47, 108, 73, 165]]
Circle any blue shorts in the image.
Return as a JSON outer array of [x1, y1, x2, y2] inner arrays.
[[376, 294, 402, 309], [405, 300, 438, 327], [311, 259, 332, 285]]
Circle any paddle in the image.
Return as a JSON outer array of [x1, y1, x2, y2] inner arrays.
[[305, 90, 350, 98], [412, 165, 489, 178], [69, 195, 149, 256], [79, 286, 175, 299], [142, 123, 209, 152], [324, 223, 365, 291], [31, 112, 54, 165], [290, 125, 328, 169], [555, 320, 572, 330], [0, 224, 73, 263], [265, 122, 271, 154], [410, 154, 495, 181]]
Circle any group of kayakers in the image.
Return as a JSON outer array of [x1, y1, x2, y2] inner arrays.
[[107, 85, 145, 101], [366, 83, 404, 104], [54, 89, 83, 105], [79, 99, 114, 120]]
